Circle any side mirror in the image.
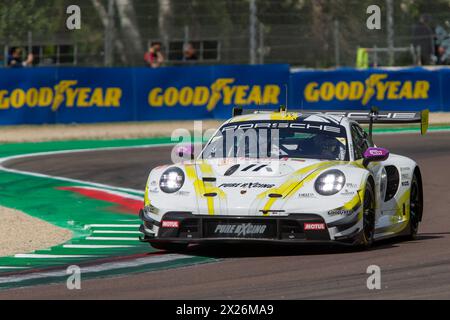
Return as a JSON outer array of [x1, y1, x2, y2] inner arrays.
[[175, 144, 195, 160], [363, 147, 389, 167]]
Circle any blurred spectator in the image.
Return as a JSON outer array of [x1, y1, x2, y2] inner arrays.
[[144, 42, 164, 68], [436, 45, 447, 64], [412, 14, 435, 65], [183, 42, 198, 61], [433, 25, 450, 65], [8, 47, 33, 68]]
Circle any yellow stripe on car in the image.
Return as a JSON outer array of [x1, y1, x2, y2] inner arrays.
[[257, 161, 339, 214], [270, 112, 299, 121], [185, 162, 226, 216]]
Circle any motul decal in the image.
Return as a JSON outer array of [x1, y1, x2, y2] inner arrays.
[[304, 223, 326, 231]]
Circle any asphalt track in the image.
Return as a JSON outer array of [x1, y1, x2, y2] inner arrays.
[[1, 132, 450, 299]]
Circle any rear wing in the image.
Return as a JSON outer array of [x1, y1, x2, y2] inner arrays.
[[232, 107, 429, 135]]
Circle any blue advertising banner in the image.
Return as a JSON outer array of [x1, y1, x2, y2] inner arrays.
[[0, 64, 289, 125], [439, 68, 450, 110], [0, 65, 448, 125], [135, 64, 289, 121], [289, 67, 443, 112]]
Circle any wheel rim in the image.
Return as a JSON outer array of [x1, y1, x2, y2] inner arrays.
[[410, 176, 420, 233], [363, 187, 375, 242]]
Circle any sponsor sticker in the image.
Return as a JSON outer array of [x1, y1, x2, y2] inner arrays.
[[340, 190, 356, 196], [304, 223, 326, 231], [328, 209, 353, 216], [162, 220, 180, 228], [218, 182, 275, 189], [214, 223, 267, 236], [299, 192, 316, 198], [149, 187, 159, 194]]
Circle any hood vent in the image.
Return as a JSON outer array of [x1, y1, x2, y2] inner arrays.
[[268, 193, 283, 198], [224, 164, 240, 176]]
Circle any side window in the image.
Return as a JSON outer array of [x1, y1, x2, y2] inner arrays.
[[351, 124, 370, 159]]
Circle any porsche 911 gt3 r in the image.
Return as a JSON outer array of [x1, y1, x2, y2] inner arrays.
[[139, 107, 428, 251]]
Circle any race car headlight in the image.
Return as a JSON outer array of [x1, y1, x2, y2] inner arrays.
[[314, 169, 346, 196], [159, 167, 185, 193]]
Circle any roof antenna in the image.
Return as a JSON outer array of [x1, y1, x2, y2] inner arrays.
[[279, 84, 288, 114], [368, 106, 379, 145], [285, 83, 288, 111]]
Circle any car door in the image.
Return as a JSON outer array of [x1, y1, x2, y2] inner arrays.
[[351, 123, 392, 230]]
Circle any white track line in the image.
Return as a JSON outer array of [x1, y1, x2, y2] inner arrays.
[[84, 224, 140, 229], [0, 143, 196, 276], [0, 254, 193, 285], [0, 142, 176, 196], [63, 244, 134, 249], [86, 237, 139, 241], [0, 266, 28, 270], [14, 254, 98, 259], [92, 230, 141, 234]]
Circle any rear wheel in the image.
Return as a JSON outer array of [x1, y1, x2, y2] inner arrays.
[[408, 171, 423, 240], [150, 242, 188, 252], [360, 179, 376, 248]]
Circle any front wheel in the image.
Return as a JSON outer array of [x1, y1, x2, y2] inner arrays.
[[408, 170, 423, 240], [359, 179, 376, 249]]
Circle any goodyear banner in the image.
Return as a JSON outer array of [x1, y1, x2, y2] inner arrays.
[[289, 67, 443, 112], [2, 65, 449, 125], [0, 64, 289, 125], [136, 64, 289, 120]]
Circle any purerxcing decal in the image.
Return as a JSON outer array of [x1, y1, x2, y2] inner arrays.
[[0, 80, 122, 111], [303, 73, 430, 105], [148, 78, 281, 111]]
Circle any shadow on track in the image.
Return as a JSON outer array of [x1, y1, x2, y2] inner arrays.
[[176, 233, 443, 258]]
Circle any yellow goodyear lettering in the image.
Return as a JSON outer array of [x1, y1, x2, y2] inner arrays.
[[0, 90, 9, 109], [147, 78, 281, 111], [105, 88, 122, 107], [10, 89, 26, 109], [303, 74, 430, 105], [0, 80, 122, 111]]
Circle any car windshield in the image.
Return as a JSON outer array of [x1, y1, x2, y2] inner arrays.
[[202, 120, 349, 161]]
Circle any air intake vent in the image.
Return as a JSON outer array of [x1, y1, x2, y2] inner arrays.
[[384, 165, 400, 201]]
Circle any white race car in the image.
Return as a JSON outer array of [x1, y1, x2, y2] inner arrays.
[[140, 107, 428, 251]]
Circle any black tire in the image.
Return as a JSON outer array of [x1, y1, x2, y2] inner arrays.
[[408, 170, 423, 240], [150, 242, 188, 252], [359, 179, 376, 249]]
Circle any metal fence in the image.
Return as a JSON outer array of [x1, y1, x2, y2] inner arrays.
[[1, 0, 450, 68]]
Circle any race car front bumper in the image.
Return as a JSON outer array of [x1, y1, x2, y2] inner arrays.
[[139, 211, 359, 246]]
